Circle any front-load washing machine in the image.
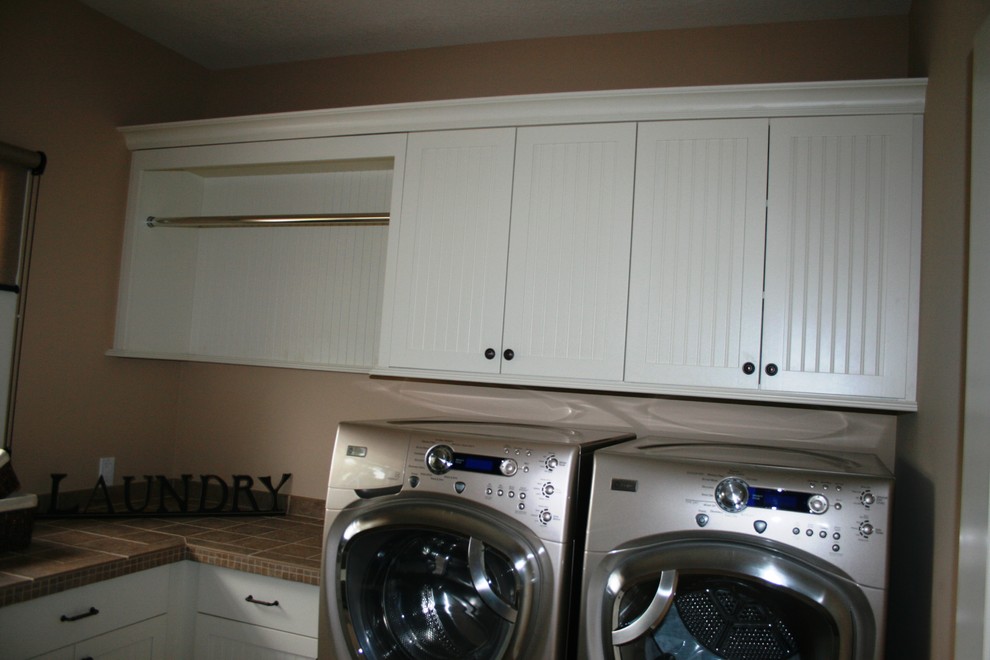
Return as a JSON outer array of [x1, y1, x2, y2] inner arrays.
[[319, 419, 633, 660], [579, 437, 892, 660]]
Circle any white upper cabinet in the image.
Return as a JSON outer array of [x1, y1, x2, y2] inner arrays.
[[386, 124, 635, 381], [115, 81, 924, 409], [625, 114, 921, 405], [386, 128, 516, 373], [113, 134, 407, 371], [761, 115, 920, 399], [625, 119, 769, 389]]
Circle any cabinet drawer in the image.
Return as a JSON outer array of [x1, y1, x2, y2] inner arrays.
[[194, 613, 317, 659], [195, 565, 318, 637], [0, 565, 171, 659]]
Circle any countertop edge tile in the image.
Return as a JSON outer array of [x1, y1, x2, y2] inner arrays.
[[0, 512, 323, 608]]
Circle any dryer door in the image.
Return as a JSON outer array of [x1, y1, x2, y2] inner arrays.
[[584, 540, 877, 660], [326, 497, 553, 660]]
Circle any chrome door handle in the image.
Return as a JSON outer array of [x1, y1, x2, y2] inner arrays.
[[468, 537, 517, 623], [611, 570, 677, 646]]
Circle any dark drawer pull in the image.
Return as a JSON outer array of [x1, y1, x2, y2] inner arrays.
[[61, 606, 99, 622], [246, 594, 280, 607]]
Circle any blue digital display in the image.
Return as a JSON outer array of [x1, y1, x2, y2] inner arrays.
[[453, 454, 501, 474], [748, 487, 811, 513]]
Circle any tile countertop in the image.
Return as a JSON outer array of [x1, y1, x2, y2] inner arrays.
[[0, 498, 325, 608]]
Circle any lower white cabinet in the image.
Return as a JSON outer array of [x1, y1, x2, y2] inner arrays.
[[0, 562, 319, 660], [192, 565, 319, 660], [0, 565, 172, 660]]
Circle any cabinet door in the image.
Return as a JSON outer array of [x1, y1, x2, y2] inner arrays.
[[502, 123, 636, 380], [74, 615, 168, 660], [194, 614, 317, 660], [388, 128, 516, 372], [625, 119, 769, 389], [762, 115, 919, 398]]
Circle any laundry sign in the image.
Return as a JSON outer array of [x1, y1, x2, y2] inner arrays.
[[40, 472, 292, 518]]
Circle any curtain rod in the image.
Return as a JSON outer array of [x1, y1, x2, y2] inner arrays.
[[146, 213, 389, 228], [0, 141, 46, 175]]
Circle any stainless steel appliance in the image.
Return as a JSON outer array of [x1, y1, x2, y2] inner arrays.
[[319, 419, 633, 660], [579, 437, 893, 660]]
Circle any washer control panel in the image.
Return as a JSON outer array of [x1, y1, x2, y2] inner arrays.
[[408, 437, 577, 543]]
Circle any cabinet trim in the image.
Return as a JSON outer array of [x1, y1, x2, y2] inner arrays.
[[120, 80, 927, 150]]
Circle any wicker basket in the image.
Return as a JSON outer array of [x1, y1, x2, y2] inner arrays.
[[0, 449, 19, 498], [0, 493, 37, 551]]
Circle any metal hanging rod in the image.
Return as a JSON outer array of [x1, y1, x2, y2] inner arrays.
[[146, 213, 390, 228]]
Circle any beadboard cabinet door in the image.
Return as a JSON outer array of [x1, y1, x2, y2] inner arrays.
[[387, 128, 516, 373], [625, 119, 769, 389], [761, 115, 920, 400], [387, 123, 635, 381], [501, 123, 636, 380]]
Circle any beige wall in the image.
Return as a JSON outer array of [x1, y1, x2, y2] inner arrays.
[[0, 0, 208, 493], [201, 16, 909, 116], [889, 0, 990, 658], [8, 1, 976, 656]]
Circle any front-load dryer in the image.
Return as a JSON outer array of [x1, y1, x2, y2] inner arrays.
[[319, 419, 633, 660], [579, 437, 893, 660]]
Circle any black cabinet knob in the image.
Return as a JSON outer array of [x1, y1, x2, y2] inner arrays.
[[742, 362, 756, 375], [484, 348, 496, 360], [765, 363, 779, 376], [503, 349, 515, 361]]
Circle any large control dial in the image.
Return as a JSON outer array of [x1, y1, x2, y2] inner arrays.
[[715, 477, 750, 513], [425, 445, 455, 475]]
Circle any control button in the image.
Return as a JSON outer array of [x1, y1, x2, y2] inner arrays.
[[754, 520, 768, 534], [497, 489, 504, 496], [822, 484, 829, 491], [454, 482, 466, 494], [515, 449, 521, 455], [806, 529, 814, 537], [792, 527, 801, 535], [486, 487, 493, 496], [523, 466, 530, 473], [409, 476, 420, 488], [861, 491, 876, 506], [832, 544, 841, 552], [834, 503, 843, 511], [859, 522, 875, 537], [808, 494, 829, 514], [836, 485, 842, 492], [425, 445, 455, 475], [519, 492, 526, 500], [526, 450, 532, 456], [696, 514, 710, 528], [504, 447, 510, 454], [546, 456, 559, 470], [518, 503, 525, 510], [500, 459, 519, 477], [819, 530, 827, 539], [833, 532, 841, 540], [715, 478, 749, 513], [508, 491, 515, 498], [539, 510, 553, 524], [543, 483, 556, 496]]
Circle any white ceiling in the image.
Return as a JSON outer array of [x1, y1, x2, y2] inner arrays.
[[78, 0, 912, 70]]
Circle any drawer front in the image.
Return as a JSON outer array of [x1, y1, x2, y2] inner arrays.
[[194, 613, 317, 659], [196, 565, 318, 637], [0, 565, 171, 659]]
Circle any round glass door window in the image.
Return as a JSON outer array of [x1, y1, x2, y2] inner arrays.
[[615, 575, 837, 660], [341, 529, 522, 660]]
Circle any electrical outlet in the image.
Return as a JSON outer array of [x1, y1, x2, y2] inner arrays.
[[99, 457, 115, 486]]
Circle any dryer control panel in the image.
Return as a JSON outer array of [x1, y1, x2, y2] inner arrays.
[[585, 442, 893, 589], [407, 437, 577, 544]]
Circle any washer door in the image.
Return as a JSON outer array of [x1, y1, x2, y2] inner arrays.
[[586, 540, 876, 660], [326, 497, 552, 659]]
